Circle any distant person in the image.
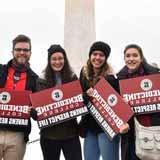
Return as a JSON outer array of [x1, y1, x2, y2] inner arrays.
[[0, 35, 38, 160], [117, 44, 160, 160], [36, 44, 82, 160], [79, 41, 129, 160]]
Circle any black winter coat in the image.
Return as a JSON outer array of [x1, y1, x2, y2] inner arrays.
[[0, 60, 38, 142], [36, 73, 79, 139]]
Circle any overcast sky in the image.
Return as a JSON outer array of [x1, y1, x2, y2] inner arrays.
[[0, 0, 160, 73], [0, 0, 160, 159]]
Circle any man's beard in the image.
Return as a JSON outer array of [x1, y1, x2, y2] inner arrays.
[[14, 56, 29, 65]]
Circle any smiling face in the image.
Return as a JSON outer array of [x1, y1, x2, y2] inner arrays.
[[90, 50, 106, 71], [124, 48, 143, 72], [50, 52, 65, 72], [12, 42, 31, 65]]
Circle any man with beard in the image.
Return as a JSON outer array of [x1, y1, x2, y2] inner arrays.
[[0, 35, 38, 160]]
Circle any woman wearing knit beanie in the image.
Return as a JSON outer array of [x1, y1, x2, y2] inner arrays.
[[36, 44, 82, 160], [79, 41, 129, 160]]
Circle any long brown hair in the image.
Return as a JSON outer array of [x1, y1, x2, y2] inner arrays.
[[83, 58, 114, 87]]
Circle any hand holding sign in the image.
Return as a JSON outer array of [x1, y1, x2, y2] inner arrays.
[[119, 123, 130, 134], [86, 88, 94, 97]]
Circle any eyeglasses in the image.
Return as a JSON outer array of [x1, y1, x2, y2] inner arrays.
[[14, 48, 31, 52]]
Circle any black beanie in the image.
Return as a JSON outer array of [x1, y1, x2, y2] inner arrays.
[[48, 44, 66, 60], [89, 41, 111, 58]]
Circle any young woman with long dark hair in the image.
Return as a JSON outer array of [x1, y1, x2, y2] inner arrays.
[[37, 44, 82, 160]]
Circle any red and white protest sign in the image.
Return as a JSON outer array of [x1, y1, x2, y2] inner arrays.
[[119, 74, 160, 115], [0, 89, 31, 126], [30, 80, 88, 129], [87, 78, 133, 140], [88, 78, 133, 139]]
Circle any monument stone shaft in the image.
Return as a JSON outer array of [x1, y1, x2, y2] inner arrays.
[[64, 0, 96, 74]]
